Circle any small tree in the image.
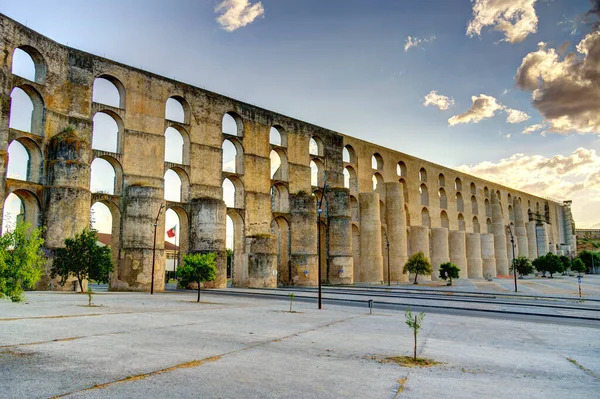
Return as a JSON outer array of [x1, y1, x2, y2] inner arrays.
[[559, 255, 571, 274], [544, 253, 564, 278], [533, 255, 548, 277], [510, 256, 534, 277], [405, 306, 425, 361], [403, 251, 433, 284], [51, 229, 113, 293], [0, 222, 45, 302], [177, 252, 217, 302], [288, 292, 295, 312], [571, 258, 586, 276], [439, 262, 460, 286], [577, 251, 600, 273]]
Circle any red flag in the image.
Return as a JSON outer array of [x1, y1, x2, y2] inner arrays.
[[166, 225, 176, 238]]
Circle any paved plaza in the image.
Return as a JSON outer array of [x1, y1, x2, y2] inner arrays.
[[1, 287, 599, 399]]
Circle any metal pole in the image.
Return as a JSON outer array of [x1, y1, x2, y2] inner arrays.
[[317, 207, 322, 310], [507, 225, 517, 293], [383, 230, 390, 286], [150, 204, 165, 295]]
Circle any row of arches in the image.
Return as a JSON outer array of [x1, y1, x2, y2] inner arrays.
[[420, 208, 492, 233]]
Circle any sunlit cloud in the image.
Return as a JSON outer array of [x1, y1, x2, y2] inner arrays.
[[448, 94, 504, 125], [467, 0, 538, 44], [423, 90, 454, 111], [216, 0, 265, 32], [505, 107, 531, 124], [521, 123, 546, 134], [404, 35, 436, 52]]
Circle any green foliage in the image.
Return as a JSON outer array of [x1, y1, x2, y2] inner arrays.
[[510, 256, 535, 276], [51, 229, 113, 293], [559, 255, 571, 272], [571, 258, 586, 274], [405, 306, 425, 361], [0, 222, 45, 302], [177, 252, 217, 302], [403, 251, 433, 284], [577, 251, 600, 271], [532, 256, 547, 276], [289, 292, 295, 312], [226, 248, 233, 278], [438, 262, 460, 285], [533, 253, 563, 278]]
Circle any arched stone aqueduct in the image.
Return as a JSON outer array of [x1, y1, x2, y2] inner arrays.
[[0, 14, 576, 290]]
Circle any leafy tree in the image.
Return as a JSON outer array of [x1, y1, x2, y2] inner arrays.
[[439, 262, 460, 286], [510, 256, 535, 276], [559, 255, 571, 273], [405, 307, 425, 361], [0, 222, 45, 302], [577, 251, 600, 273], [533, 255, 548, 277], [177, 252, 217, 302], [403, 251, 433, 284], [544, 253, 564, 278], [51, 229, 113, 293], [571, 258, 586, 275]]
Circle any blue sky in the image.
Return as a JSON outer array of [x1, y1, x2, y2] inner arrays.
[[3, 0, 600, 229]]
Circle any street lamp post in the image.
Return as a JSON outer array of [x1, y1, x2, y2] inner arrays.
[[150, 204, 165, 295], [317, 206, 323, 310], [383, 230, 390, 286], [506, 224, 517, 293]]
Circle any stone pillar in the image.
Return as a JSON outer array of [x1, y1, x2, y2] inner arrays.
[[326, 188, 353, 285], [449, 230, 468, 280], [189, 198, 227, 288], [526, 222, 538, 260], [41, 128, 92, 291], [409, 225, 430, 282], [481, 233, 496, 278], [514, 199, 528, 258], [289, 194, 318, 286], [0, 92, 8, 234], [466, 233, 483, 279], [359, 192, 383, 283], [536, 223, 549, 256], [385, 182, 408, 282], [430, 228, 449, 281], [245, 236, 277, 288], [491, 192, 508, 275]]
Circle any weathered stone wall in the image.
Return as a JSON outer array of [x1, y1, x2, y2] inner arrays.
[[0, 14, 576, 290]]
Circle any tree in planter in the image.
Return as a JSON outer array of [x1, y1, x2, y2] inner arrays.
[[403, 251, 433, 284], [510, 256, 535, 277], [405, 306, 425, 361], [177, 252, 217, 302], [0, 222, 45, 302], [571, 258, 586, 276], [51, 229, 113, 293], [438, 262, 460, 286]]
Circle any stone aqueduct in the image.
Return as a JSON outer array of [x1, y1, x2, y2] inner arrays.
[[0, 15, 576, 291]]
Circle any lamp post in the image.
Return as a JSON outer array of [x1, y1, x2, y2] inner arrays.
[[150, 204, 165, 295], [506, 224, 517, 293], [382, 229, 390, 286], [316, 173, 328, 310]]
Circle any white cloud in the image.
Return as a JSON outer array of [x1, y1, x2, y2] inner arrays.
[[521, 123, 546, 134], [215, 0, 265, 32], [404, 35, 436, 52], [456, 148, 600, 228], [423, 90, 454, 111], [467, 0, 538, 44], [505, 107, 531, 123], [448, 94, 504, 125], [515, 32, 600, 134]]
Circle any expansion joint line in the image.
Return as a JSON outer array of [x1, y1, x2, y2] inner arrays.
[[48, 314, 359, 398]]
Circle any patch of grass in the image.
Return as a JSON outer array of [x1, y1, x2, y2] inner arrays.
[[567, 357, 600, 380], [381, 356, 441, 368], [1, 349, 35, 357]]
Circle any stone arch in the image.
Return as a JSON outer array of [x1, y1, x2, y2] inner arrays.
[[309, 136, 324, 157], [352, 224, 360, 281], [484, 186, 489, 198], [470, 182, 476, 195], [458, 213, 465, 231], [9, 85, 44, 135], [372, 172, 384, 192], [92, 111, 123, 153], [270, 125, 288, 147], [164, 205, 189, 279], [271, 216, 291, 286], [223, 176, 244, 209], [421, 207, 430, 227], [7, 138, 42, 183], [455, 177, 462, 191], [471, 195, 478, 214], [271, 183, 289, 213], [397, 161, 407, 177], [419, 167, 427, 182], [441, 210, 449, 229], [509, 204, 515, 222], [165, 126, 190, 165], [270, 148, 288, 181], [222, 138, 244, 174], [473, 216, 480, 233], [496, 190, 502, 202], [165, 167, 190, 203], [399, 178, 409, 203], [227, 210, 245, 286], [371, 153, 383, 170], [420, 184, 429, 206], [485, 198, 491, 217], [487, 218, 493, 233], [405, 204, 411, 227], [222, 112, 244, 137], [350, 195, 359, 222], [438, 173, 445, 187], [165, 96, 190, 124], [438, 188, 447, 209], [310, 158, 325, 187], [380, 200, 386, 222], [91, 200, 122, 281], [344, 165, 358, 194], [11, 45, 46, 84], [508, 193, 512, 204], [93, 75, 126, 108], [91, 156, 123, 196], [343, 144, 356, 163], [2, 190, 41, 231], [456, 192, 464, 212]]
